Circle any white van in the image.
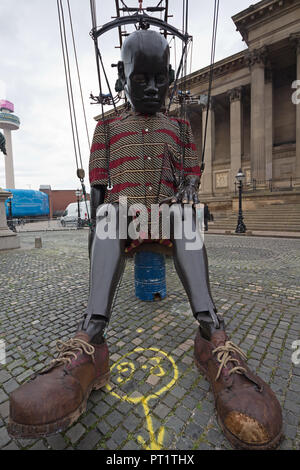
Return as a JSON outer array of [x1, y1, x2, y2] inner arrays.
[[60, 201, 90, 226]]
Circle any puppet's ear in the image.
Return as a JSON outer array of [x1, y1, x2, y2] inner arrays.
[[169, 64, 175, 85], [115, 61, 125, 92]]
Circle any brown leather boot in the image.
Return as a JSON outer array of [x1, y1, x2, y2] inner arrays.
[[8, 332, 110, 439], [194, 328, 283, 450]]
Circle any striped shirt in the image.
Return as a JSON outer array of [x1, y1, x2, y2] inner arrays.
[[89, 110, 201, 210]]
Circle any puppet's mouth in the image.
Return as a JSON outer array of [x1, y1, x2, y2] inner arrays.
[[142, 98, 160, 103]]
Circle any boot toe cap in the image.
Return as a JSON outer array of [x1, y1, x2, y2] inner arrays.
[[219, 385, 283, 448], [224, 411, 270, 445], [9, 373, 82, 427]]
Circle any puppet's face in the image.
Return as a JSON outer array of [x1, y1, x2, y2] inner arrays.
[[121, 31, 170, 115]]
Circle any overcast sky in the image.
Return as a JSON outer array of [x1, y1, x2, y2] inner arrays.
[[0, 0, 254, 191]]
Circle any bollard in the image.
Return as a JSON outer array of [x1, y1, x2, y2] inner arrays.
[[35, 237, 42, 248]]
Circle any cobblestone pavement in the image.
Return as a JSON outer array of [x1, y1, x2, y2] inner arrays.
[[0, 231, 300, 451]]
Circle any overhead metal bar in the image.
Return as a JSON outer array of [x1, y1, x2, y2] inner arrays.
[[91, 12, 190, 43]]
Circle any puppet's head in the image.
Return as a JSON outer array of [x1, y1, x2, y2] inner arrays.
[[118, 29, 170, 115]]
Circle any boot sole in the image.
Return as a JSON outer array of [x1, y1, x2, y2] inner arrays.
[[7, 371, 110, 440], [194, 357, 283, 450]]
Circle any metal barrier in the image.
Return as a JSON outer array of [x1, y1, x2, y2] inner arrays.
[[234, 177, 300, 194]]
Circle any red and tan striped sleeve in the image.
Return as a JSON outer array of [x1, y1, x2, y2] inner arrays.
[[169, 117, 201, 178], [89, 120, 109, 187], [181, 118, 201, 178]]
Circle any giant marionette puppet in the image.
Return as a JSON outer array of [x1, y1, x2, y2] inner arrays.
[[8, 10, 282, 451]]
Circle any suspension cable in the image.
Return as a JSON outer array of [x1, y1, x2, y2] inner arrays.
[[57, 0, 78, 171], [57, 0, 90, 222], [57, 0, 83, 171], [179, 0, 189, 182], [66, 0, 91, 149], [201, 0, 220, 172], [90, 0, 113, 191]]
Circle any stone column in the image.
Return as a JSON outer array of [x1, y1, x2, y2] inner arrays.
[[3, 129, 16, 189], [247, 47, 268, 183], [201, 100, 215, 194], [265, 68, 273, 181], [290, 33, 300, 182], [228, 87, 243, 191], [0, 189, 20, 250]]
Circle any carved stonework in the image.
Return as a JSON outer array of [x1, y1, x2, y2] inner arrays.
[[244, 169, 251, 184], [200, 96, 214, 112], [228, 86, 243, 103], [245, 46, 268, 68], [215, 172, 229, 189]]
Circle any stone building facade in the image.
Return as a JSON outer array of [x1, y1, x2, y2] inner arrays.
[[175, 0, 300, 211], [99, 0, 300, 213]]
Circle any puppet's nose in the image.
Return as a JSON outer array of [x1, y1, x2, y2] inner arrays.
[[145, 78, 158, 95]]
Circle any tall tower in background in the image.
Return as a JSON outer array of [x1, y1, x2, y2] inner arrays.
[[0, 100, 20, 189]]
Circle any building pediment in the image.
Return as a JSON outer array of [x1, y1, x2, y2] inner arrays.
[[233, 0, 300, 44]]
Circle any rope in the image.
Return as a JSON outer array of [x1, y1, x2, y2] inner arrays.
[[201, 0, 220, 172]]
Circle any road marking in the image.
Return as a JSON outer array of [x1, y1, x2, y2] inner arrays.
[[106, 347, 178, 450]]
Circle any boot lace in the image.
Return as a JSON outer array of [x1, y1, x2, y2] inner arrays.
[[212, 341, 247, 381], [47, 338, 95, 369]]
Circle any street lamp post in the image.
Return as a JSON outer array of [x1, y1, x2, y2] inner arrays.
[[75, 189, 82, 229], [235, 168, 247, 234]]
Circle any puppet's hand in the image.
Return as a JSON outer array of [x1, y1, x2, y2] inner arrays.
[[171, 175, 200, 204]]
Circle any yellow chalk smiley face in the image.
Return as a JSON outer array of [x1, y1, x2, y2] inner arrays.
[[107, 347, 178, 403], [106, 347, 179, 450]]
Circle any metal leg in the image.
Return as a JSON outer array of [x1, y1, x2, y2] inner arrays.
[[170, 204, 223, 332], [83, 204, 126, 330]]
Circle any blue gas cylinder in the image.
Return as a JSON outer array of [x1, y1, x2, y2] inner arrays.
[[134, 251, 167, 301]]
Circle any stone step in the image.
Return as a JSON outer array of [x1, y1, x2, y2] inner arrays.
[[210, 224, 300, 231]]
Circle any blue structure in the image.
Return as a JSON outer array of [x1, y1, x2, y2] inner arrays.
[[4, 189, 49, 218], [134, 251, 167, 301]]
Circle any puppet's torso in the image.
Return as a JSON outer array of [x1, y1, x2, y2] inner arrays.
[[89, 111, 200, 210]]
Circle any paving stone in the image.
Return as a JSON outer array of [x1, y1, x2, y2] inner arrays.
[[46, 434, 68, 450], [28, 440, 49, 451], [106, 410, 123, 427], [97, 420, 111, 436], [65, 423, 86, 444], [122, 414, 141, 432], [81, 412, 98, 428], [1, 231, 299, 451], [0, 401, 9, 419], [76, 430, 101, 450], [110, 426, 128, 446], [165, 415, 185, 433], [2, 441, 20, 450], [0, 389, 8, 404], [174, 406, 190, 421], [153, 403, 171, 419], [2, 379, 19, 394], [0, 427, 10, 447], [122, 439, 141, 450]]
